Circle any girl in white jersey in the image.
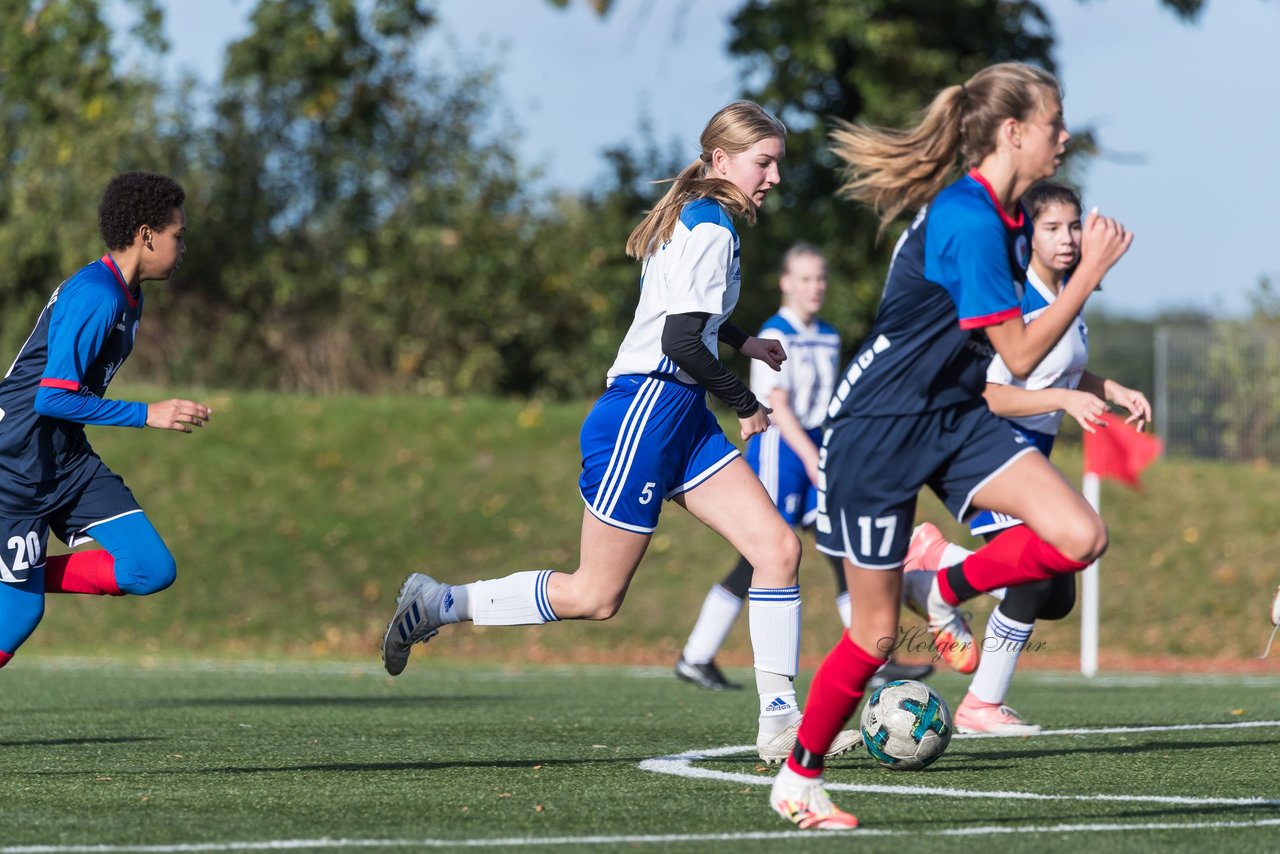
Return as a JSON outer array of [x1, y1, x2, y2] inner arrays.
[[904, 182, 1151, 735], [381, 101, 859, 764]]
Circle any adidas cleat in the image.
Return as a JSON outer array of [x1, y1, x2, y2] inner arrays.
[[381, 573, 448, 676], [770, 764, 859, 830], [757, 722, 862, 765]]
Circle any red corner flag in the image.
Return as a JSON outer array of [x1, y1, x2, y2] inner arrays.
[[1082, 412, 1164, 488]]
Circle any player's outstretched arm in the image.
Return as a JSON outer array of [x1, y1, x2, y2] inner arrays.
[[146, 399, 212, 433]]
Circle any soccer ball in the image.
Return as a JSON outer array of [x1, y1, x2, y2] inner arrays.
[[860, 679, 952, 770]]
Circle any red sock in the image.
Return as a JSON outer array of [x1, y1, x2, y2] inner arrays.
[[45, 551, 121, 596], [788, 633, 886, 778], [0, 650, 11, 669], [939, 527, 1088, 605]]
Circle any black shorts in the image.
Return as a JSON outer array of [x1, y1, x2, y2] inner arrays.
[[814, 402, 1036, 569]]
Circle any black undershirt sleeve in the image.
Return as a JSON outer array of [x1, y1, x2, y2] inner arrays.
[[716, 320, 750, 351], [661, 312, 760, 418]]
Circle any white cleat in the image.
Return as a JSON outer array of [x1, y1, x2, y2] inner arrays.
[[769, 763, 859, 830], [757, 721, 862, 765], [381, 573, 448, 676]]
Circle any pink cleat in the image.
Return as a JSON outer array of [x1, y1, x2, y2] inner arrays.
[[770, 764, 859, 830], [903, 522, 950, 573], [954, 694, 1042, 735]]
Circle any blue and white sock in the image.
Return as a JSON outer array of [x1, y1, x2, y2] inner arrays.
[[466, 570, 559, 626], [969, 606, 1034, 704], [749, 585, 801, 725]]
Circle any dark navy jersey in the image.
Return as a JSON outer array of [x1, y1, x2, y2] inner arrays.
[[0, 256, 147, 514], [826, 171, 1032, 421]]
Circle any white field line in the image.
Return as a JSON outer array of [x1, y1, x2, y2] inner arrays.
[[4, 819, 1280, 852], [638, 719, 1280, 808]]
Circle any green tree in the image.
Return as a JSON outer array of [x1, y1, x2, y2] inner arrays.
[[0, 0, 171, 354]]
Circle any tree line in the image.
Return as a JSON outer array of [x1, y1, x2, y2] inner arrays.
[[1, 0, 1205, 397]]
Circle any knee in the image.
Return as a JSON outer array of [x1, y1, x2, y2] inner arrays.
[[1038, 580, 1077, 621], [1054, 517, 1108, 565], [749, 529, 802, 586], [116, 547, 177, 596]]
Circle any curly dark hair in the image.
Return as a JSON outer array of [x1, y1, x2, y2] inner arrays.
[[98, 171, 186, 250]]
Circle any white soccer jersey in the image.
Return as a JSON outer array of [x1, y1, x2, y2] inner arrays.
[[985, 267, 1090, 435], [607, 199, 741, 384], [750, 307, 841, 429]]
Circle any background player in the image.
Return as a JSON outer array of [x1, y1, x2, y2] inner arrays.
[[766, 62, 1133, 829], [903, 181, 1151, 734], [675, 242, 933, 691], [381, 101, 860, 765], [0, 171, 212, 670]]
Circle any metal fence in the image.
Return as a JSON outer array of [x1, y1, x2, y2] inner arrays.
[[1155, 324, 1280, 461]]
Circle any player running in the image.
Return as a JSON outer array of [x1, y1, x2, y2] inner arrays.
[[902, 181, 1151, 735], [382, 101, 859, 764], [0, 171, 212, 670], [675, 242, 932, 692], [766, 63, 1133, 830]]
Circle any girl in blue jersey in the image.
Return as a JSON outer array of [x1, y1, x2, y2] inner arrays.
[[383, 101, 859, 763], [903, 182, 1151, 735], [767, 63, 1133, 830], [0, 171, 212, 670], [674, 243, 932, 692]]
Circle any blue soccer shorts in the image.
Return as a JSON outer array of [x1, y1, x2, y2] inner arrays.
[[579, 374, 740, 534], [745, 425, 821, 527], [815, 402, 1036, 569], [0, 456, 141, 584]]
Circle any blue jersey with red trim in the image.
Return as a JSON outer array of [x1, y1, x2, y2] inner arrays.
[[0, 256, 146, 513], [825, 172, 1032, 421]]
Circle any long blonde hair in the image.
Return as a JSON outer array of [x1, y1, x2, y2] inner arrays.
[[830, 62, 1061, 234], [625, 101, 786, 260]]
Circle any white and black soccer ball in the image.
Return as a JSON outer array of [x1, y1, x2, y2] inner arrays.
[[860, 679, 952, 770]]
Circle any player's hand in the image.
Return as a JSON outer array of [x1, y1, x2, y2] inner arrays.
[[1078, 208, 1134, 282], [739, 404, 772, 441], [741, 336, 786, 371], [146, 399, 212, 433], [1104, 380, 1152, 432], [1062, 390, 1109, 434]]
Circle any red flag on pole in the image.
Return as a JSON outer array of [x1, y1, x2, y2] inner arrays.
[[1082, 412, 1164, 488]]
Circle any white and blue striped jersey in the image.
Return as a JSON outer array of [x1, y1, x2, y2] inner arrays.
[[984, 267, 1089, 436], [607, 199, 741, 385], [751, 308, 841, 430]]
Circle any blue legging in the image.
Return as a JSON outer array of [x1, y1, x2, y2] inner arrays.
[[0, 512, 175, 657]]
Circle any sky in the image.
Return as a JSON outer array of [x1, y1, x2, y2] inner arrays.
[[123, 0, 1280, 318]]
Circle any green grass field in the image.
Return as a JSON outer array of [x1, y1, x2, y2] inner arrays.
[[1, 658, 1277, 852]]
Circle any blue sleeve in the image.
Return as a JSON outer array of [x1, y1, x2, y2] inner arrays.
[[36, 283, 146, 427], [34, 386, 147, 427], [925, 199, 1022, 329]]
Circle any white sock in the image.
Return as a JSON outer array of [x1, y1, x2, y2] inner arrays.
[[968, 606, 1035, 704], [942, 543, 974, 567], [681, 584, 743, 665], [467, 570, 559, 626], [748, 586, 801, 721], [835, 591, 851, 629], [988, 587, 1007, 602], [440, 585, 469, 623]]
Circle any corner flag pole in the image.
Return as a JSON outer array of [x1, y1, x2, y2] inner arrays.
[[1080, 472, 1101, 678]]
